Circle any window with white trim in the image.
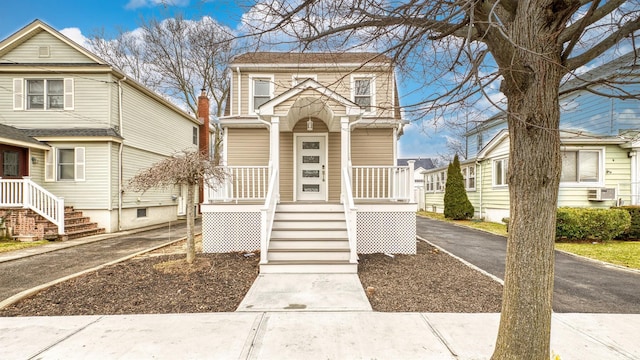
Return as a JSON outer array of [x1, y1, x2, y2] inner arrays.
[[45, 147, 85, 182], [435, 170, 446, 191], [251, 77, 272, 112], [462, 165, 476, 190], [351, 75, 375, 112], [13, 78, 74, 110], [192, 127, 198, 145], [561, 149, 602, 184], [493, 157, 508, 187]]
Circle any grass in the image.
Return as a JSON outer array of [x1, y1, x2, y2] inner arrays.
[[417, 211, 508, 237], [0, 239, 49, 253], [417, 211, 640, 270], [555, 241, 640, 270]]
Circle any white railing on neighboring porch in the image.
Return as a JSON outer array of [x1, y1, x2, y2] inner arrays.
[[206, 166, 270, 202], [260, 166, 279, 264], [342, 166, 358, 264], [351, 163, 415, 202], [0, 177, 65, 234]]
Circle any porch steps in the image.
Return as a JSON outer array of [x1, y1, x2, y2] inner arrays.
[[260, 204, 357, 274], [40, 206, 105, 240]]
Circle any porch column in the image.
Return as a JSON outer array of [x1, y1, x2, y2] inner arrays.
[[270, 117, 280, 198], [631, 150, 637, 205], [407, 160, 415, 203], [340, 117, 350, 203]]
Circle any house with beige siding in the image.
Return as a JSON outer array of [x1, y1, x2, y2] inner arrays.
[[201, 52, 417, 273], [0, 20, 204, 239], [424, 50, 640, 222]]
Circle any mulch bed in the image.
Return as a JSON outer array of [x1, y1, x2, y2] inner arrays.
[[0, 240, 502, 316]]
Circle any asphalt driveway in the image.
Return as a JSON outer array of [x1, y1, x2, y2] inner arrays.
[[0, 220, 200, 303], [416, 216, 640, 313]]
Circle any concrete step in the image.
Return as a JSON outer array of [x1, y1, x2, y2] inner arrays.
[[267, 249, 351, 262], [269, 238, 350, 250], [272, 220, 347, 229], [260, 260, 357, 274]]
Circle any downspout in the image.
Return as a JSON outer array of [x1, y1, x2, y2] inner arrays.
[[117, 77, 126, 231], [477, 159, 483, 219], [236, 67, 241, 116]]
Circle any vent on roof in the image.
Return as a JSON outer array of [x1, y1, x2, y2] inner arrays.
[[38, 46, 50, 58]]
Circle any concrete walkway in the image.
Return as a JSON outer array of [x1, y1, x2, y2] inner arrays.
[[1, 312, 639, 359]]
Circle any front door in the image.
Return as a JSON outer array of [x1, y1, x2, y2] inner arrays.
[[295, 135, 327, 201]]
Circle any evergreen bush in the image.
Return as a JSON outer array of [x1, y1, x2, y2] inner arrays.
[[613, 206, 640, 240], [556, 207, 631, 241], [443, 155, 474, 220]]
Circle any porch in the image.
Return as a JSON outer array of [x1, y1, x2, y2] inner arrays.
[[201, 163, 418, 274]]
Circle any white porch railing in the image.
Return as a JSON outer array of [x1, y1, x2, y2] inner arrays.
[[0, 177, 65, 234], [342, 166, 358, 264], [351, 164, 415, 202], [260, 165, 279, 264], [206, 166, 270, 202]]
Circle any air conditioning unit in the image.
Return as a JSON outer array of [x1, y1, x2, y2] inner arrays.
[[587, 188, 616, 201]]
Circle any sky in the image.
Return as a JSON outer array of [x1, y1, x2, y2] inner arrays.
[[0, 0, 453, 161]]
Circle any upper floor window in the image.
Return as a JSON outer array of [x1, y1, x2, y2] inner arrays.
[[435, 170, 446, 191], [561, 149, 602, 185], [13, 78, 74, 111], [493, 157, 508, 187], [251, 77, 272, 112], [477, 133, 484, 152], [351, 75, 375, 112]]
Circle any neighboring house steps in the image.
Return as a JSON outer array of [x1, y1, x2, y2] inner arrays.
[[261, 203, 357, 274], [1, 206, 105, 241]]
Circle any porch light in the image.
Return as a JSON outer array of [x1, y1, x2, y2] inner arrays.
[[307, 118, 313, 131]]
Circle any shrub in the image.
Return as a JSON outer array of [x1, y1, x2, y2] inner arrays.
[[556, 207, 631, 242], [613, 206, 640, 240], [443, 155, 474, 220]]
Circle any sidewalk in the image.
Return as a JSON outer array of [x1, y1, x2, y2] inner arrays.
[[1, 312, 638, 359]]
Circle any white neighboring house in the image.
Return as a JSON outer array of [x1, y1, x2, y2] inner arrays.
[[423, 50, 640, 222], [397, 158, 434, 210], [0, 20, 207, 240]]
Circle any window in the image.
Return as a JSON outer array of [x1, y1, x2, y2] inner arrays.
[[477, 133, 484, 152], [462, 165, 476, 190], [292, 74, 316, 86], [353, 78, 372, 111], [252, 77, 271, 111], [493, 158, 508, 187], [424, 174, 433, 192], [436, 170, 446, 191], [45, 147, 85, 182], [561, 149, 601, 184], [192, 127, 198, 145], [3, 151, 19, 177], [137, 208, 148, 218], [14, 78, 73, 111]]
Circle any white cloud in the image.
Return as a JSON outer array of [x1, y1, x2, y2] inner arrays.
[[60, 27, 89, 48], [125, 0, 189, 10]]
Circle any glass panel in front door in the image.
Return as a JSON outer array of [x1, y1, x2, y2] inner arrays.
[[297, 136, 326, 201]]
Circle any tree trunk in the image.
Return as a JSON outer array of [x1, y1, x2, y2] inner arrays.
[[488, 4, 567, 359], [186, 184, 196, 264]]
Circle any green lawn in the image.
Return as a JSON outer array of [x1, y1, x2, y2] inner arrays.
[[0, 240, 49, 253], [417, 211, 640, 270], [555, 241, 640, 269]]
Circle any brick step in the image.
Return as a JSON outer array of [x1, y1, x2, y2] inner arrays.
[[64, 222, 101, 232], [65, 227, 106, 240]]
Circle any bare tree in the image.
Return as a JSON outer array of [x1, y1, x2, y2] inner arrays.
[[128, 150, 225, 264], [89, 15, 236, 158], [246, 1, 640, 359]]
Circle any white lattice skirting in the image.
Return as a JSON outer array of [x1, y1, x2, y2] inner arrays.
[[356, 211, 416, 254], [202, 211, 261, 253]]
